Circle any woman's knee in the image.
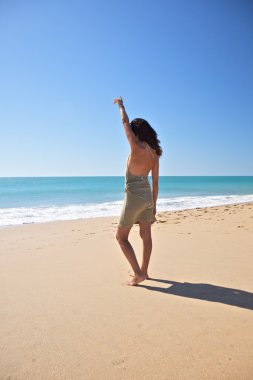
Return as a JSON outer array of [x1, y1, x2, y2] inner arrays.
[[115, 228, 130, 244], [139, 230, 152, 241]]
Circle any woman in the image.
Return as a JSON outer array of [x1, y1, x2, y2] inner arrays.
[[114, 96, 163, 286]]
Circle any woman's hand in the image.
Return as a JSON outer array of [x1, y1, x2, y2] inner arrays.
[[153, 204, 157, 216], [113, 96, 124, 107]]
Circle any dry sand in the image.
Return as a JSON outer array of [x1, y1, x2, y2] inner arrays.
[[0, 202, 253, 380]]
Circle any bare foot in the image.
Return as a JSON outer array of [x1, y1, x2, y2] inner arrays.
[[129, 271, 150, 280], [126, 272, 147, 286]]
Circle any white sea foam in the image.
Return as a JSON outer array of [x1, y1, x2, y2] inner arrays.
[[156, 194, 253, 212], [0, 194, 253, 227]]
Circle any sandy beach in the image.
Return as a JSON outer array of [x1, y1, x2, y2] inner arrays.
[[1, 202, 253, 380]]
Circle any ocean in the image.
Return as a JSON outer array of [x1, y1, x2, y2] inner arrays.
[[0, 176, 253, 227]]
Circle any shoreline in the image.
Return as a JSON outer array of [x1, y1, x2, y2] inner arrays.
[[1, 200, 253, 230]]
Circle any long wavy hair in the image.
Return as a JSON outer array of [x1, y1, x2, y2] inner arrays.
[[129, 118, 163, 157]]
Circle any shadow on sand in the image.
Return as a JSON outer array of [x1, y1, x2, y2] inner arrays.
[[138, 278, 253, 310]]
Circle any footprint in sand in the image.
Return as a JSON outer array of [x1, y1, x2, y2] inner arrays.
[[112, 359, 125, 366]]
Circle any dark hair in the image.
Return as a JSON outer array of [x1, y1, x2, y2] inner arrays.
[[129, 118, 163, 157]]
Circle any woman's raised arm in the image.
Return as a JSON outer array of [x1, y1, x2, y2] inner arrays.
[[114, 96, 138, 149]]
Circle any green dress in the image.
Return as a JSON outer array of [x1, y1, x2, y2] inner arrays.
[[118, 150, 157, 228]]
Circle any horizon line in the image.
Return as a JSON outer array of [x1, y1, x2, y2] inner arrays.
[[1, 175, 253, 178]]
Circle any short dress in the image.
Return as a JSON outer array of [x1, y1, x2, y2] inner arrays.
[[118, 150, 157, 228]]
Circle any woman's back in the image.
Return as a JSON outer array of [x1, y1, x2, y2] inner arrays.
[[127, 142, 157, 177]]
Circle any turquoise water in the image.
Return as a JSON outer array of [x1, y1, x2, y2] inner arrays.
[[0, 176, 253, 226]]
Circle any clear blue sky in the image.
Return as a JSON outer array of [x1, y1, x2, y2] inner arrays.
[[0, 0, 252, 176]]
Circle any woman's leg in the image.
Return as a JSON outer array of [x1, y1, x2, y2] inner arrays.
[[116, 226, 146, 285], [139, 221, 152, 278]]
